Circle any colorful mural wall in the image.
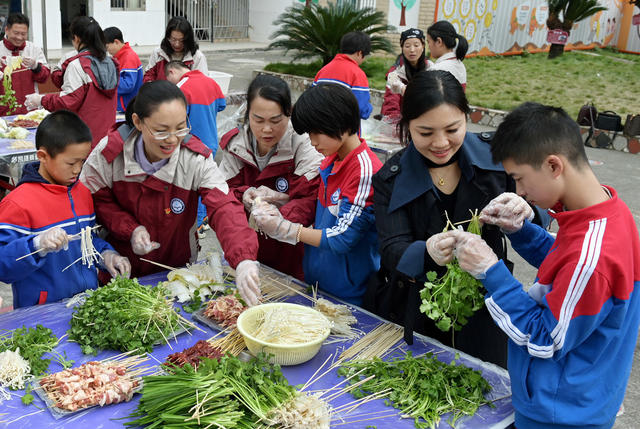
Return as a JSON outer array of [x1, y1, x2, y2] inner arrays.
[[434, 0, 626, 56]]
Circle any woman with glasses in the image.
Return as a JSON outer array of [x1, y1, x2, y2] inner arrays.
[[143, 16, 208, 83], [218, 75, 323, 280], [80, 81, 262, 306], [25, 16, 118, 148]]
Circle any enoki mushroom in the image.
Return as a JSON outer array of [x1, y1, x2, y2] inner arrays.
[[62, 226, 103, 272]]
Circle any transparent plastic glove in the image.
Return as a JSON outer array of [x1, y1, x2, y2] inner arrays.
[[242, 187, 259, 211], [251, 201, 280, 217], [235, 260, 261, 306], [252, 209, 300, 245], [33, 227, 69, 257], [426, 230, 459, 266], [24, 93, 43, 111], [130, 225, 161, 255], [101, 250, 131, 278], [22, 57, 38, 70], [254, 185, 289, 207], [479, 192, 534, 233], [454, 232, 499, 279]]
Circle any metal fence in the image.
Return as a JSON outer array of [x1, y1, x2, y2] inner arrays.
[[111, 0, 146, 10], [166, 0, 249, 42]]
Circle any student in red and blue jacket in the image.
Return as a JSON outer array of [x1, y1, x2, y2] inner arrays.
[[313, 32, 373, 120], [0, 111, 130, 308], [434, 102, 640, 429], [104, 27, 143, 113], [252, 84, 382, 305]]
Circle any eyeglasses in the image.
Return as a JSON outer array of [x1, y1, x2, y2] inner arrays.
[[142, 121, 191, 140], [168, 37, 185, 44]]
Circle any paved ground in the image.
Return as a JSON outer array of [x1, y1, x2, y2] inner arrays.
[[1, 45, 638, 427]]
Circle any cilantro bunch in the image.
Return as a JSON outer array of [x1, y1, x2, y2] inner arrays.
[[0, 324, 73, 380], [420, 212, 485, 335], [68, 277, 190, 354], [338, 352, 492, 429]]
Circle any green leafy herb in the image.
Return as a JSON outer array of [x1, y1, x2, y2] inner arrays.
[[420, 211, 485, 338], [338, 352, 492, 429], [68, 276, 191, 354], [182, 289, 202, 313], [21, 385, 34, 405]]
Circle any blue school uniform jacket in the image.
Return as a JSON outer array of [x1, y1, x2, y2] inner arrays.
[[303, 139, 382, 305], [0, 162, 113, 308], [177, 70, 226, 156], [114, 42, 143, 112]]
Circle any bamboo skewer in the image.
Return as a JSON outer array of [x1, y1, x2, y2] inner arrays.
[[139, 258, 177, 271], [15, 225, 101, 261]]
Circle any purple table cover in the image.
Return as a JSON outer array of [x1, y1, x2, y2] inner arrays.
[[0, 270, 514, 428]]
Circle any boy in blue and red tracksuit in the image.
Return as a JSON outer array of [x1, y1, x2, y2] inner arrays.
[[314, 31, 373, 120], [0, 111, 130, 308], [252, 84, 382, 305], [429, 102, 640, 429], [166, 60, 226, 228], [104, 27, 143, 113]]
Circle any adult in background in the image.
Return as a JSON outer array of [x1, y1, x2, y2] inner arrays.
[[381, 28, 428, 123], [426, 21, 468, 89], [165, 59, 226, 232], [25, 16, 118, 148], [80, 81, 261, 305], [104, 26, 143, 113], [366, 70, 545, 368], [218, 74, 323, 280], [313, 31, 372, 120], [0, 13, 50, 116], [144, 17, 208, 83]]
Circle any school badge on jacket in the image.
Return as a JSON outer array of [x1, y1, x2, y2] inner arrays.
[[275, 177, 289, 192], [170, 198, 185, 214]]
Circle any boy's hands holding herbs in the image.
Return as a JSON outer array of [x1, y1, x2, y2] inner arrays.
[[479, 192, 534, 233]]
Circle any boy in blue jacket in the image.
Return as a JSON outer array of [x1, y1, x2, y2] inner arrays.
[[104, 26, 143, 113], [252, 83, 382, 305], [0, 110, 130, 308], [428, 102, 640, 429]]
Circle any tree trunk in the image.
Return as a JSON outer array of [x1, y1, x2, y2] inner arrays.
[[305, 0, 312, 7], [400, 5, 406, 26], [548, 43, 565, 59], [546, 13, 573, 59]]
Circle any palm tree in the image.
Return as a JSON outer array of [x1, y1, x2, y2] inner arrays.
[[269, 2, 395, 66], [546, 0, 607, 59]]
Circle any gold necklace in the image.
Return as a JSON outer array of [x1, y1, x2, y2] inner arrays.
[[436, 175, 446, 186]]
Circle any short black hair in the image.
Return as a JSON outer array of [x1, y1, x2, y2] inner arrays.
[[103, 26, 124, 44], [164, 59, 189, 75], [6, 13, 29, 28], [36, 111, 92, 157], [161, 16, 198, 56], [339, 31, 371, 56], [399, 70, 469, 145], [291, 83, 360, 139], [245, 74, 292, 123], [491, 102, 589, 169]]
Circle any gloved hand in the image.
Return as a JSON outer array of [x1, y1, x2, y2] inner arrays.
[[426, 230, 459, 266], [389, 79, 406, 95], [242, 187, 260, 211], [454, 231, 499, 279], [254, 185, 289, 207], [235, 260, 261, 306], [22, 57, 38, 70], [479, 192, 534, 233], [33, 227, 69, 257], [101, 250, 131, 278], [24, 93, 44, 111], [130, 225, 161, 255], [252, 207, 300, 245]]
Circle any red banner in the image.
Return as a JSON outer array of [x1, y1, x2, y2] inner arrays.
[[547, 29, 569, 45]]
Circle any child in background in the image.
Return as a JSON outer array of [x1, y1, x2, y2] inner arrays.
[[218, 74, 323, 280], [430, 102, 640, 429], [104, 26, 143, 113], [313, 32, 373, 120], [252, 84, 382, 305], [0, 111, 130, 309]]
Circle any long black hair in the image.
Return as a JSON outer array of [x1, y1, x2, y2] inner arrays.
[[427, 20, 469, 61], [244, 74, 292, 123], [125, 81, 187, 127], [161, 17, 198, 56], [70, 16, 107, 61], [398, 70, 469, 145]]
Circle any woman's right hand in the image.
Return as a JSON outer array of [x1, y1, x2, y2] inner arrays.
[[130, 225, 161, 255]]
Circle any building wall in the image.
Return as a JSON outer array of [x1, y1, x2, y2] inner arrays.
[[28, 0, 62, 51], [91, 0, 165, 47]]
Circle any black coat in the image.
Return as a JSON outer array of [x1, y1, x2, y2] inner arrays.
[[365, 132, 521, 368]]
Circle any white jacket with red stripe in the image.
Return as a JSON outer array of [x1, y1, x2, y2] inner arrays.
[[80, 123, 258, 277]]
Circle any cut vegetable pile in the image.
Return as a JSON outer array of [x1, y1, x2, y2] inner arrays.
[[338, 352, 492, 429], [68, 277, 197, 354], [0, 56, 23, 114], [161, 253, 228, 304], [419, 211, 486, 334]]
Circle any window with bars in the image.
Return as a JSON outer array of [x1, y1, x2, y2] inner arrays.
[[111, 0, 146, 10]]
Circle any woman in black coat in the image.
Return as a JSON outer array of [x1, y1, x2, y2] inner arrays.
[[366, 70, 545, 368]]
